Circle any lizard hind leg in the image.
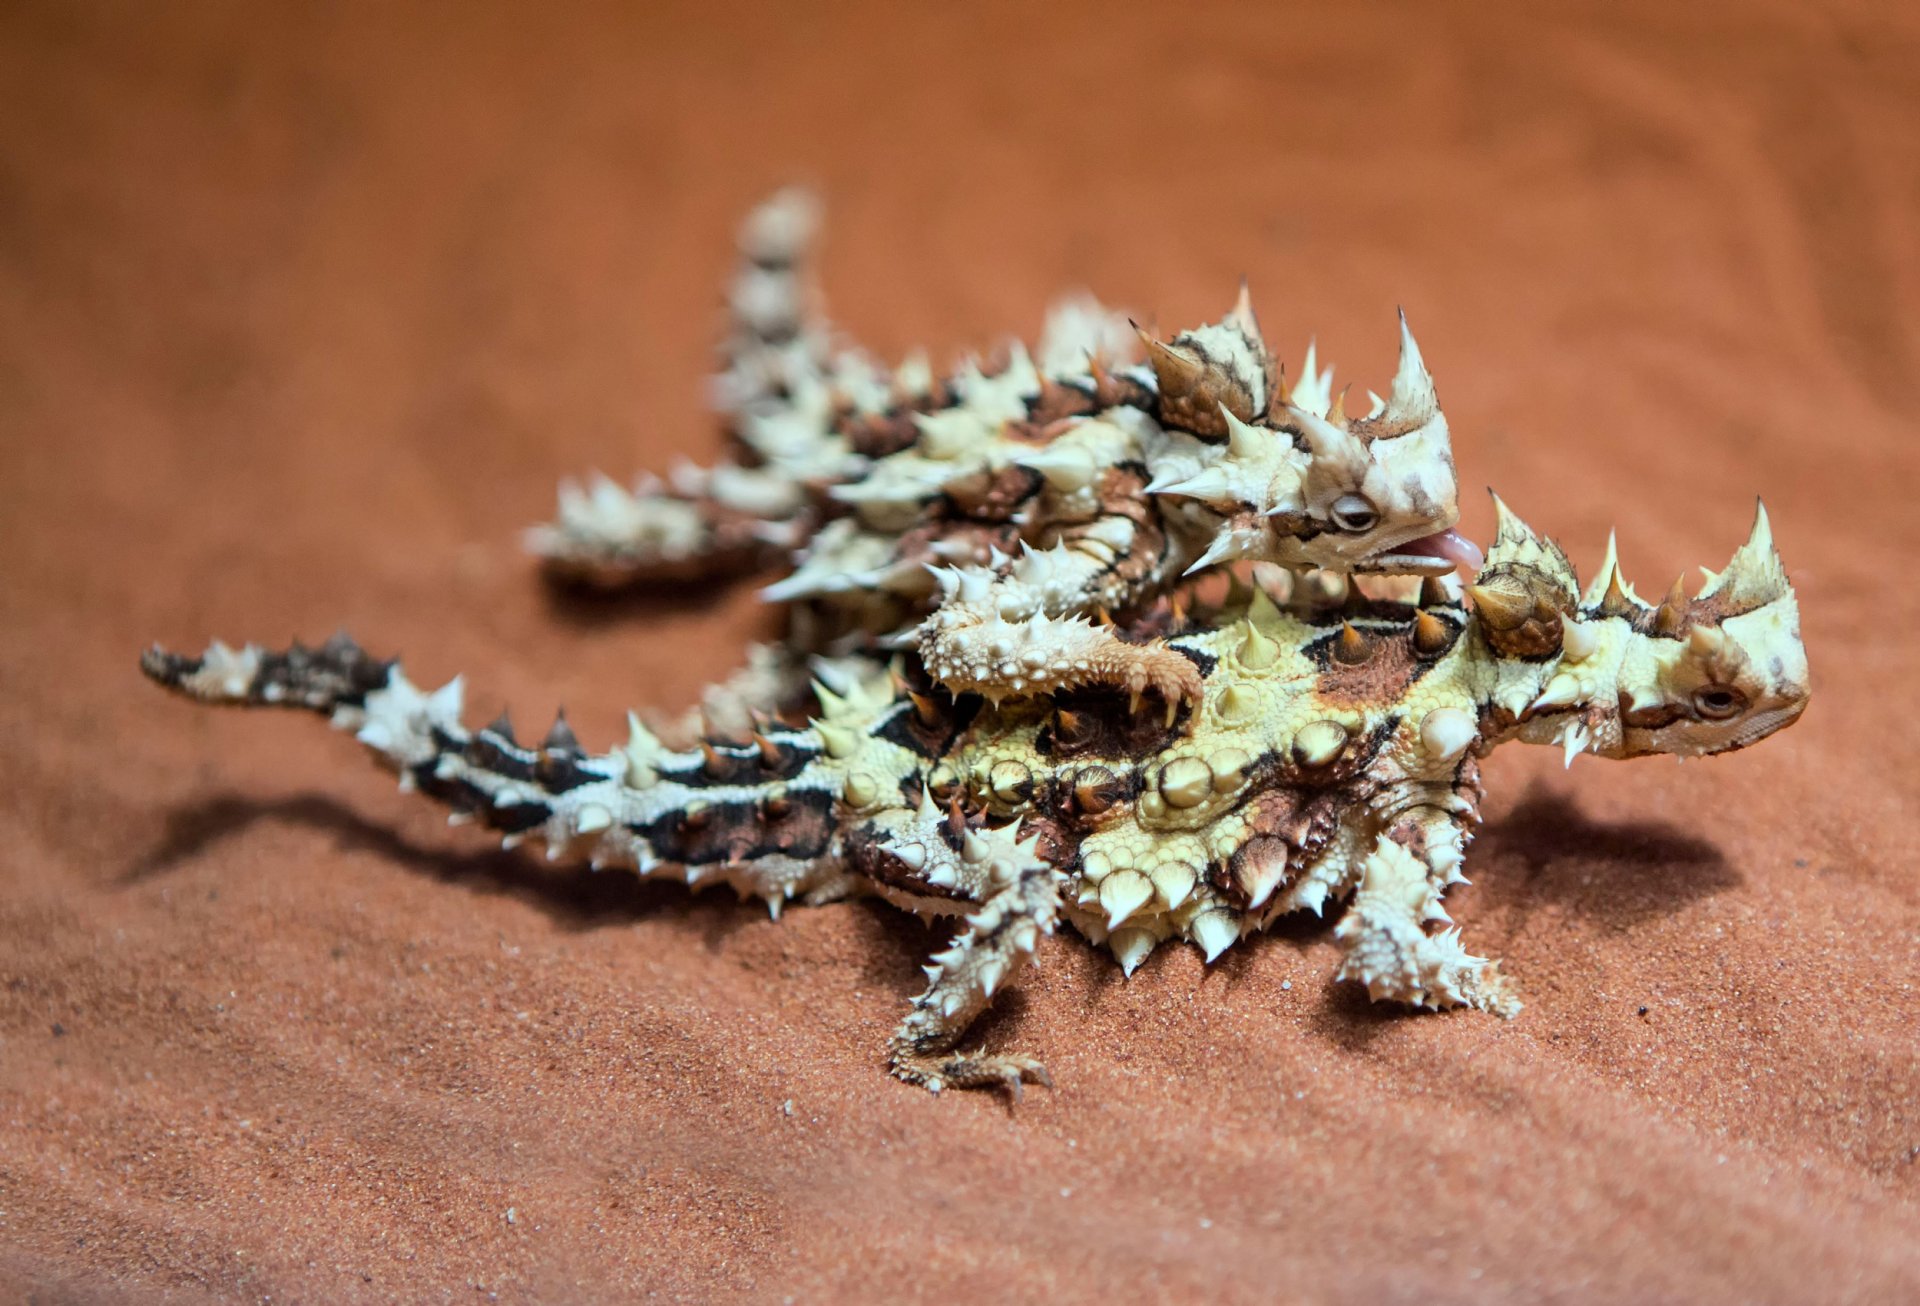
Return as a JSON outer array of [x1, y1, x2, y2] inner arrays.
[[862, 807, 1063, 1097], [1333, 828, 1518, 1018]]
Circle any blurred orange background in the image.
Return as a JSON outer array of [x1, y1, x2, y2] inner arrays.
[[2, 2, 1916, 1299]]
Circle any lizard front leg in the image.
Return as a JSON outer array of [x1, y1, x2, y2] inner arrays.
[[1332, 809, 1517, 1017], [848, 801, 1062, 1096], [916, 519, 1201, 709]]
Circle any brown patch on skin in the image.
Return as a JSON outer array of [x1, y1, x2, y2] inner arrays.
[[1385, 813, 1429, 860], [1306, 626, 1428, 709], [892, 519, 1021, 573], [1027, 386, 1100, 425], [1347, 411, 1425, 442], [1093, 464, 1154, 515], [1110, 598, 1187, 645], [942, 463, 1044, 521], [844, 409, 924, 459], [1479, 608, 1565, 659], [1095, 368, 1156, 412], [1619, 696, 1689, 731], [1016, 814, 1075, 867]]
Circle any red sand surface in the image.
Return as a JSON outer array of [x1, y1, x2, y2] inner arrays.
[[3, 2, 1917, 1300]]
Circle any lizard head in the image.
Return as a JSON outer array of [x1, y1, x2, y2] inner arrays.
[[1469, 498, 1809, 763], [1145, 312, 1475, 580]]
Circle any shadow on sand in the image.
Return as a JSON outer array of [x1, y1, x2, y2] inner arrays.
[[1467, 783, 1739, 930], [126, 792, 761, 944]]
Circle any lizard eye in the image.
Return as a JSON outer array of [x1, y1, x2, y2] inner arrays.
[[1329, 495, 1379, 533], [1691, 684, 1747, 720]]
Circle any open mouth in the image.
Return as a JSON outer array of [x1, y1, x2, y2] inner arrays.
[[1357, 528, 1486, 576]]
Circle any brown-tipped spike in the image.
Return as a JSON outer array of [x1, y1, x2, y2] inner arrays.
[[700, 739, 727, 778], [1412, 610, 1453, 657], [1342, 575, 1370, 616], [1169, 592, 1189, 630], [1467, 584, 1531, 631], [1326, 384, 1350, 428], [1333, 621, 1372, 665], [947, 793, 969, 842], [543, 710, 579, 754], [485, 709, 516, 744], [1418, 576, 1450, 609], [1087, 353, 1118, 406], [1598, 566, 1636, 619], [1054, 707, 1084, 738], [1652, 575, 1689, 635], [908, 690, 941, 727], [1274, 362, 1292, 407], [1138, 329, 1206, 398], [1227, 279, 1259, 334], [1095, 606, 1114, 628], [752, 731, 782, 768], [1072, 766, 1118, 815]]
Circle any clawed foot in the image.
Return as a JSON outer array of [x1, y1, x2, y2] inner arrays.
[[891, 1048, 1053, 1100], [1333, 837, 1522, 1018], [1116, 642, 1205, 719]]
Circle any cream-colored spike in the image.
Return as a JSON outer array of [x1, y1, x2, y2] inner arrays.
[[1289, 340, 1334, 418], [1380, 309, 1438, 427], [1580, 530, 1623, 609], [1696, 500, 1790, 614]]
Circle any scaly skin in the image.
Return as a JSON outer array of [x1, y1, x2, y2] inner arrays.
[[527, 190, 1478, 711], [144, 498, 1806, 1096]]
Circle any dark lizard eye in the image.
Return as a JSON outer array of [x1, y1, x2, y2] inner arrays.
[[1691, 685, 1747, 720], [1330, 495, 1378, 533]]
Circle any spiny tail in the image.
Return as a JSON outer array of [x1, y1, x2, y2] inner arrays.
[[139, 635, 854, 912]]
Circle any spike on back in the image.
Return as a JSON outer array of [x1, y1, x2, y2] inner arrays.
[[1135, 290, 1276, 439], [1696, 501, 1790, 618]]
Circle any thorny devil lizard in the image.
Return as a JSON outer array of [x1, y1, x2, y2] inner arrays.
[[143, 500, 1807, 1095], [524, 191, 1481, 719]]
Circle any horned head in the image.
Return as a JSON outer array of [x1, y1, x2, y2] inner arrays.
[[1143, 296, 1472, 578], [1468, 497, 1809, 761]]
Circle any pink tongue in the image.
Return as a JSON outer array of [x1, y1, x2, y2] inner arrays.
[[1398, 529, 1485, 573]]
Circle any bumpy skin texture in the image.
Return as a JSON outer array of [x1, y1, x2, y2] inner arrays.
[[143, 500, 1807, 1095], [526, 191, 1479, 709]]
